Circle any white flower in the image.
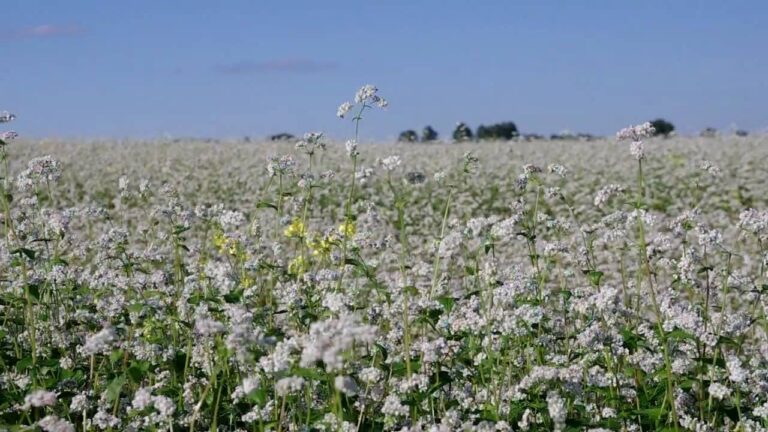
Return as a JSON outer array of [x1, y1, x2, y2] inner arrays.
[[381, 394, 408, 417], [194, 317, 226, 337], [354, 84, 378, 104], [548, 163, 568, 178], [1, 131, 18, 141], [334, 375, 358, 396], [754, 401, 768, 419], [616, 122, 655, 141], [300, 314, 376, 372], [38, 415, 75, 432], [0, 111, 15, 123], [379, 155, 401, 172], [359, 367, 383, 384], [726, 355, 748, 383], [131, 387, 153, 411], [22, 389, 58, 410], [82, 327, 117, 356], [700, 160, 722, 177], [337, 101, 353, 118], [546, 391, 567, 432], [708, 382, 731, 400], [594, 184, 625, 207], [275, 376, 305, 396], [152, 395, 175, 419], [345, 140, 359, 158]]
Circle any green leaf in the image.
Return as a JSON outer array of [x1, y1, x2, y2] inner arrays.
[[127, 362, 149, 383], [483, 241, 493, 255], [173, 224, 191, 235], [109, 349, 125, 364], [425, 370, 452, 396], [15, 356, 33, 371], [587, 270, 604, 287], [634, 407, 665, 423], [256, 201, 278, 210], [11, 248, 36, 260], [223, 289, 243, 303], [717, 336, 739, 347], [665, 329, 697, 342], [127, 303, 145, 313], [173, 351, 188, 375], [292, 367, 325, 381], [697, 265, 714, 274], [621, 328, 640, 350], [374, 343, 388, 361], [106, 375, 126, 402], [403, 285, 418, 296], [26, 284, 40, 301], [246, 388, 267, 405], [436, 296, 456, 313]]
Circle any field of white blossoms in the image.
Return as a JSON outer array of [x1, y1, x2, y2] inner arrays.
[[1, 87, 768, 431]]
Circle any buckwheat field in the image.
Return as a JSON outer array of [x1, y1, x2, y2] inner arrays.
[[2, 87, 768, 432]]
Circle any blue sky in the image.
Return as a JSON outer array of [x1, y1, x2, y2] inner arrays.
[[2, 1, 767, 140]]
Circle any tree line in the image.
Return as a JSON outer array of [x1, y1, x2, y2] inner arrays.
[[265, 118, 750, 143]]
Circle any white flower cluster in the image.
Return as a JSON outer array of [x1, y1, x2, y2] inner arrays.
[[616, 122, 655, 141], [300, 313, 377, 371], [617, 122, 655, 160], [81, 326, 118, 356], [337, 84, 387, 119], [21, 389, 58, 410]]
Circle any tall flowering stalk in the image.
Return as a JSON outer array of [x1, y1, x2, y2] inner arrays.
[[618, 121, 681, 430], [335, 85, 387, 291], [0, 110, 18, 245]]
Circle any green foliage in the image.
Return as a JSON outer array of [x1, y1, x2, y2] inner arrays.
[[397, 130, 418, 143], [650, 118, 675, 137], [421, 125, 438, 142], [476, 121, 519, 141], [452, 122, 473, 142]]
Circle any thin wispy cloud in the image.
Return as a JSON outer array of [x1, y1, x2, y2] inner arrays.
[[216, 59, 337, 75], [0, 24, 85, 42]]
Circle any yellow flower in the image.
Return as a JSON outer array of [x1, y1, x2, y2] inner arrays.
[[338, 220, 356, 237], [288, 255, 309, 275], [213, 230, 240, 256], [284, 219, 307, 239], [307, 233, 336, 259], [226, 238, 239, 256], [213, 231, 227, 251]]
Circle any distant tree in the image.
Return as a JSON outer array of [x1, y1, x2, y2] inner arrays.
[[522, 133, 545, 141], [398, 130, 419, 143], [270, 133, 295, 141], [477, 122, 519, 141], [735, 129, 749, 137], [452, 122, 473, 142], [499, 122, 519, 140], [576, 133, 597, 141], [421, 126, 438, 142], [649, 119, 675, 137], [700, 127, 718, 138], [476, 125, 489, 140], [550, 132, 577, 140]]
